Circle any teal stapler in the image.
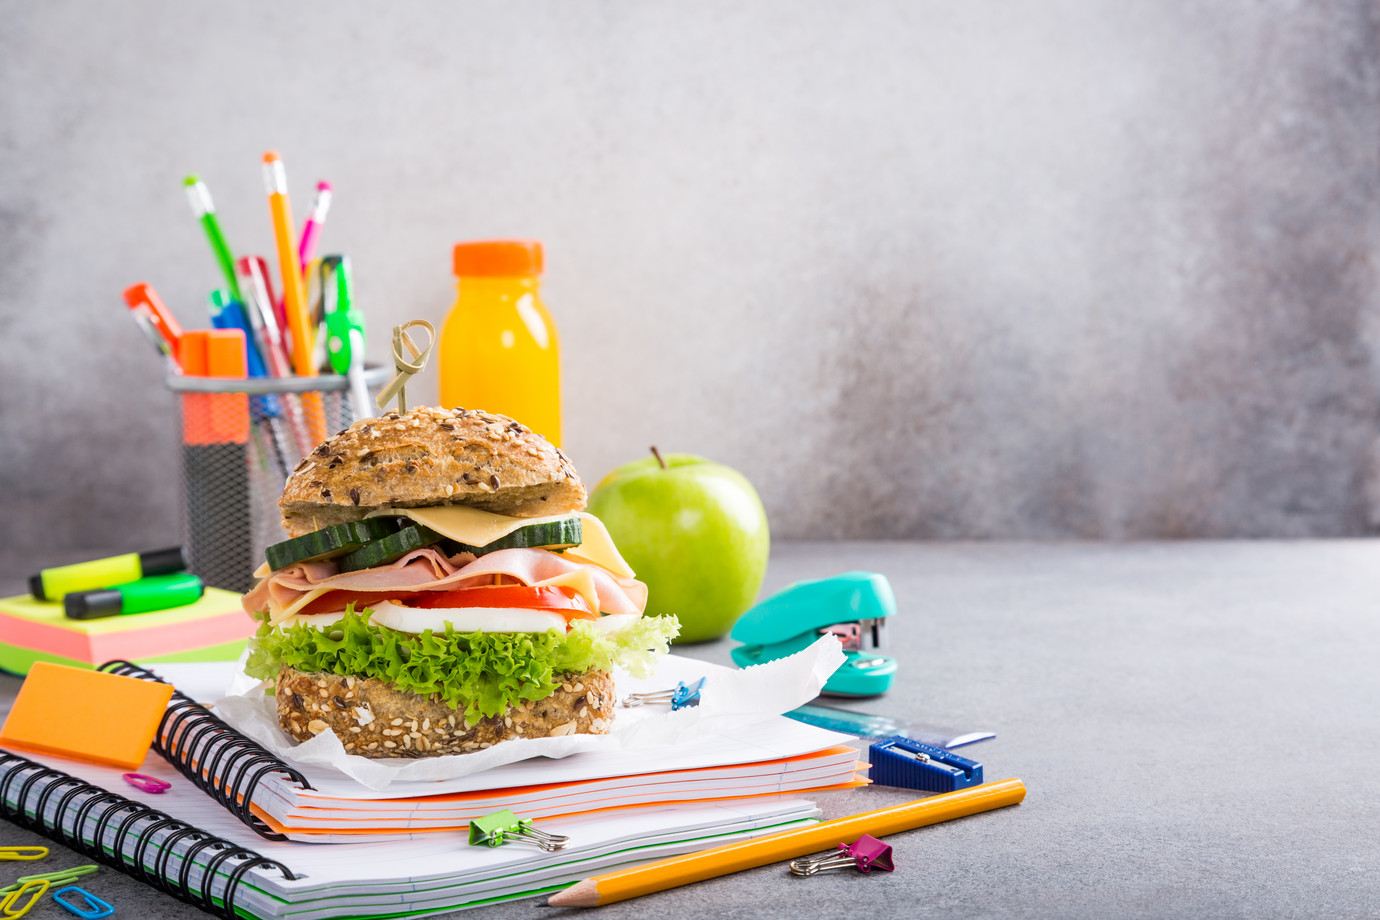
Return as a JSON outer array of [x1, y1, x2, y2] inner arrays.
[[729, 571, 898, 697]]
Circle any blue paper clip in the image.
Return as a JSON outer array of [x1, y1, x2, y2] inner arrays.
[[868, 736, 983, 793], [51, 887, 112, 920], [621, 676, 706, 711]]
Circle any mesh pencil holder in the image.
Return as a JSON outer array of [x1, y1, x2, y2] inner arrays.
[[165, 368, 391, 593]]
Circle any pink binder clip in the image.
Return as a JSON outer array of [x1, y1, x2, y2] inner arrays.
[[122, 773, 170, 794], [788, 835, 895, 876]]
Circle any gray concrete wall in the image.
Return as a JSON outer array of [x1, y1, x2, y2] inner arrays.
[[3, 0, 1379, 551]]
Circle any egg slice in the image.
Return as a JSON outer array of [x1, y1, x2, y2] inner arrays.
[[368, 600, 568, 634]]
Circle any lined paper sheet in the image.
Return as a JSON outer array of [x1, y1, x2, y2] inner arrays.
[[278, 716, 856, 801]]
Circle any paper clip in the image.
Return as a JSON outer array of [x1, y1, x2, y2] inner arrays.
[[789, 835, 895, 877], [0, 879, 48, 918], [51, 887, 113, 920], [468, 809, 569, 851], [0, 847, 46, 861], [868, 736, 983, 793], [621, 676, 706, 710], [4, 864, 100, 894], [122, 773, 171, 794]]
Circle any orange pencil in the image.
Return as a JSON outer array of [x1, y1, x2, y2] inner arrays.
[[548, 778, 1027, 907], [262, 150, 326, 444]]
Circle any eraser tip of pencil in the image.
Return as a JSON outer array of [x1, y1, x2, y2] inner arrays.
[[263, 150, 281, 163], [183, 175, 200, 186], [316, 180, 332, 192]]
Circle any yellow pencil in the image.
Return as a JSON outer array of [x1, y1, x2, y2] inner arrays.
[[263, 150, 326, 444], [548, 777, 1027, 907]]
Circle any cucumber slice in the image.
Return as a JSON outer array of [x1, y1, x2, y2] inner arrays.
[[443, 516, 583, 557], [335, 515, 584, 573], [337, 524, 446, 573], [266, 518, 403, 571]]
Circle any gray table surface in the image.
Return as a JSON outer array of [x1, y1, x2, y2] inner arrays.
[[3, 540, 1378, 919]]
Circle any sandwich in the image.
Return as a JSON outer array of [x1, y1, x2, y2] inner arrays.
[[241, 406, 679, 758]]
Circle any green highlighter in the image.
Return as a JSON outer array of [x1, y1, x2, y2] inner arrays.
[[30, 547, 187, 601], [63, 573, 205, 620]]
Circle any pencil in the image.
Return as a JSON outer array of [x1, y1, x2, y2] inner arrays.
[[262, 150, 326, 444], [547, 778, 1026, 907]]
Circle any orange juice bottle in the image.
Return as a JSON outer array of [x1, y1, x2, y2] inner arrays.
[[438, 240, 562, 446]]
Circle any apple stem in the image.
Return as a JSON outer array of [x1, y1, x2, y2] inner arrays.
[[650, 445, 667, 469]]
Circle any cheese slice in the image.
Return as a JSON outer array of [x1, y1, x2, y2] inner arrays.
[[374, 506, 636, 579]]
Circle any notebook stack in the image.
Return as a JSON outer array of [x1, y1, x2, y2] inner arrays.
[[0, 657, 863, 918], [0, 589, 252, 675]]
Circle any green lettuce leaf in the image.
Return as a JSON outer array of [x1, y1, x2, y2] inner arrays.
[[244, 608, 680, 726]]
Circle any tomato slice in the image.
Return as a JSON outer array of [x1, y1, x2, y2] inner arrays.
[[407, 585, 597, 622]]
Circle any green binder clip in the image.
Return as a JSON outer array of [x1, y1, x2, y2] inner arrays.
[[467, 809, 569, 851], [730, 571, 898, 697]]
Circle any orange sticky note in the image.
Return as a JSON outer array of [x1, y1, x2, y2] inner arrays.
[[0, 662, 174, 769]]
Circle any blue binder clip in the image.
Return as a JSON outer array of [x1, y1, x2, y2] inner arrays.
[[868, 736, 983, 793], [622, 676, 706, 710], [730, 572, 898, 696]]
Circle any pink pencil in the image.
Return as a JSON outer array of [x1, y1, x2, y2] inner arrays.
[[297, 181, 333, 275]]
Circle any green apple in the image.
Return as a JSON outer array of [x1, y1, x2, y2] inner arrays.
[[588, 449, 770, 644]]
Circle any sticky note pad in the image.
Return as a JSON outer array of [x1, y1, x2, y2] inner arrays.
[[0, 662, 174, 769]]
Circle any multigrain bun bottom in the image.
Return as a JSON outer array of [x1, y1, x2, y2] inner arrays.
[[274, 667, 617, 758]]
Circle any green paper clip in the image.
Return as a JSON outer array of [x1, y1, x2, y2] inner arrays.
[[467, 809, 569, 851], [3, 864, 99, 894]]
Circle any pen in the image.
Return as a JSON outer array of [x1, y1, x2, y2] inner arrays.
[[209, 290, 293, 480], [263, 150, 326, 442], [184, 176, 242, 302], [29, 547, 187, 601], [548, 778, 1027, 907], [122, 283, 184, 357], [235, 256, 291, 378], [64, 573, 205, 620], [297, 181, 333, 275]]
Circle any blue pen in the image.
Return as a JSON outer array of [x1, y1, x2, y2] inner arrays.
[[210, 290, 294, 480]]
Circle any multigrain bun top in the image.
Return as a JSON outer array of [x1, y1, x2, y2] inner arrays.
[[279, 406, 585, 537]]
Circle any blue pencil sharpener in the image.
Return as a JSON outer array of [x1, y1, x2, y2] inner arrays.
[[729, 571, 898, 697]]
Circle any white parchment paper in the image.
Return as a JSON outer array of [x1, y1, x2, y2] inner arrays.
[[211, 636, 845, 790]]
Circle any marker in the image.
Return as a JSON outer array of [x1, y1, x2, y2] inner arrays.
[[29, 548, 187, 601], [184, 176, 242, 302], [122, 283, 184, 357], [297, 181, 333, 275], [63, 573, 205, 620]]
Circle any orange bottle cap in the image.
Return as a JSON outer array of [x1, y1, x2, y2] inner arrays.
[[453, 240, 543, 277]]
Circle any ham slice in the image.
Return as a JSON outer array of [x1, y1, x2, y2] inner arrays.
[[244, 547, 647, 625]]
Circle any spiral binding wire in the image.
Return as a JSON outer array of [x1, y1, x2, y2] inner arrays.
[[0, 750, 298, 919], [96, 660, 313, 841]]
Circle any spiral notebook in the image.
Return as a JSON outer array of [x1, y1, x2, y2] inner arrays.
[[0, 661, 856, 916], [0, 748, 821, 919], [97, 659, 861, 843]]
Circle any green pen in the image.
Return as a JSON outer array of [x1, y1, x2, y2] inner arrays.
[[63, 573, 205, 620], [29, 547, 187, 601], [184, 175, 242, 302]]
